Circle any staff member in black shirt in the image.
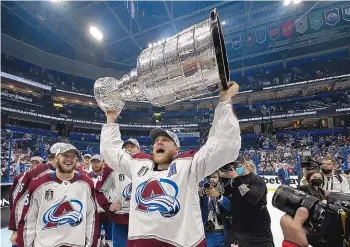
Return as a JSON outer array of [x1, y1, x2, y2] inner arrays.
[[219, 159, 274, 247]]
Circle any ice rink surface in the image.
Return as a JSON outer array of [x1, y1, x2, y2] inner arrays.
[[1, 191, 285, 247]]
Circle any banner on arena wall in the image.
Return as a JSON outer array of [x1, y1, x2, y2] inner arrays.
[[261, 176, 298, 190], [341, 5, 350, 21], [324, 8, 340, 26], [231, 35, 242, 50], [295, 16, 308, 34], [309, 12, 324, 30], [244, 32, 254, 47], [255, 28, 267, 44], [281, 20, 294, 37], [1, 184, 11, 227], [267, 25, 280, 41]]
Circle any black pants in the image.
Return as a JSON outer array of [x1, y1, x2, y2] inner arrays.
[[225, 230, 274, 247]]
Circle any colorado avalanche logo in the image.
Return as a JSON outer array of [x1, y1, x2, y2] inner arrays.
[[42, 196, 83, 230], [122, 183, 132, 202], [135, 178, 180, 218]]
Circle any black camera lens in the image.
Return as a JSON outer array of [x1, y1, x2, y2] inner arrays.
[[203, 182, 211, 189], [272, 185, 319, 217]]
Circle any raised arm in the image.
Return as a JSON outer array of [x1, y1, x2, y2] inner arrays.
[[100, 110, 133, 178], [191, 82, 241, 181]]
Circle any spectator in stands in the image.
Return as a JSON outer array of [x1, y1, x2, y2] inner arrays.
[[321, 158, 350, 193], [277, 163, 291, 186]]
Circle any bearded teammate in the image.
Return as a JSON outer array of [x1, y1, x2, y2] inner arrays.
[[9, 143, 65, 246], [100, 82, 241, 247], [17, 143, 98, 247], [9, 156, 44, 210], [88, 154, 114, 247]]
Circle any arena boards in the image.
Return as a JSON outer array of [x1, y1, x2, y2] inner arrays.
[[262, 175, 298, 191]]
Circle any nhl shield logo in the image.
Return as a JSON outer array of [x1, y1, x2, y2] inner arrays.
[[45, 189, 54, 201], [119, 174, 125, 181]]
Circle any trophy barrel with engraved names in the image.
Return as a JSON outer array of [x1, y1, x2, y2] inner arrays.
[[94, 9, 229, 111]]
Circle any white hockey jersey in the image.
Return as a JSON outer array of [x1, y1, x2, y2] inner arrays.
[[93, 165, 131, 224], [17, 171, 98, 247], [101, 101, 241, 247]]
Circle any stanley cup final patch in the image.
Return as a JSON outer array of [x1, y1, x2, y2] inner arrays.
[[238, 184, 250, 196]]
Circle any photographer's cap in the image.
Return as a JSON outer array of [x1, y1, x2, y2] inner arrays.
[[150, 128, 180, 148], [122, 138, 140, 149]]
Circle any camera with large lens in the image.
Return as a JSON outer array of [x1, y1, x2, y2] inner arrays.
[[272, 185, 350, 247], [300, 158, 322, 171], [199, 178, 212, 197]]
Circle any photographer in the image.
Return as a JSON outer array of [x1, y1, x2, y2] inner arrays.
[[200, 171, 228, 247], [321, 159, 350, 193], [298, 170, 328, 204], [220, 160, 274, 247]]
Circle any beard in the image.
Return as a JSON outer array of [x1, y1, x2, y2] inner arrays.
[[92, 166, 103, 173], [153, 151, 175, 165], [57, 161, 76, 174]]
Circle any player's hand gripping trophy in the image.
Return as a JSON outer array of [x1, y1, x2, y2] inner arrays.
[[94, 9, 236, 115]]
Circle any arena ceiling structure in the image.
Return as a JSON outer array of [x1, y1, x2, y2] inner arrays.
[[2, 1, 349, 75]]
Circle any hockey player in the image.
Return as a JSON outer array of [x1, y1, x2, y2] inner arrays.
[[9, 143, 64, 246], [112, 138, 140, 247], [88, 154, 114, 247], [83, 154, 93, 172], [9, 156, 44, 210], [17, 143, 98, 247], [100, 82, 241, 246], [91, 140, 139, 247]]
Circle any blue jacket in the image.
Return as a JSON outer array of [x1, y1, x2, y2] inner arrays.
[[277, 168, 290, 184]]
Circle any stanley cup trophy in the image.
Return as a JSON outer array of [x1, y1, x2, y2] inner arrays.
[[94, 9, 229, 111]]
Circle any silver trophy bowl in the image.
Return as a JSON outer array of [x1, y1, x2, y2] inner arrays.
[[94, 9, 229, 111]]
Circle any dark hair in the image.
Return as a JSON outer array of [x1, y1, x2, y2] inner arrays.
[[306, 169, 324, 183], [48, 153, 56, 160]]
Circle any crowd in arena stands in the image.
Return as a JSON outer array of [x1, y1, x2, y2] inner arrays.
[[2, 53, 350, 97], [3, 86, 349, 127], [238, 59, 350, 91], [2, 53, 94, 95], [2, 123, 350, 183]]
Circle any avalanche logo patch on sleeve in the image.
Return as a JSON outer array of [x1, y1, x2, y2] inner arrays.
[[135, 178, 180, 218], [42, 196, 83, 230], [122, 183, 132, 202]]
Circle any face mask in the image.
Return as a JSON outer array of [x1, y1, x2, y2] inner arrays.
[[235, 166, 245, 176], [322, 168, 332, 174], [310, 178, 323, 187]]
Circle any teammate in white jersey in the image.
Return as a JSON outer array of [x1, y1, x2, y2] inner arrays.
[[17, 143, 98, 247], [100, 82, 241, 247]]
